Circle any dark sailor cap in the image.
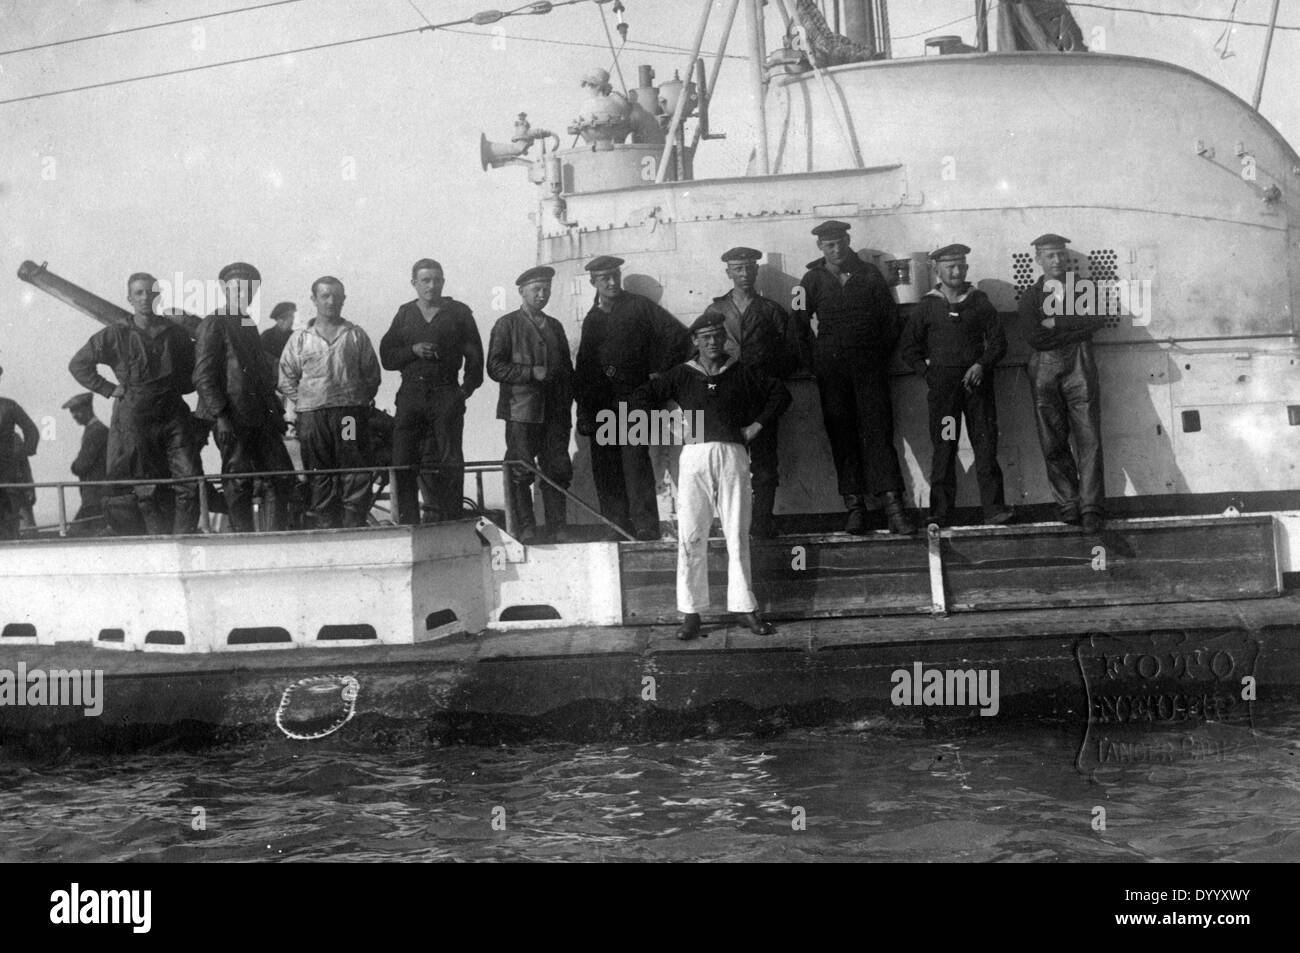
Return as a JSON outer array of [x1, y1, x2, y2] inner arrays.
[[688, 312, 726, 335], [930, 243, 971, 261], [61, 393, 94, 410], [721, 246, 762, 263], [218, 261, 262, 282], [811, 220, 851, 238], [269, 301, 296, 322], [1031, 233, 1071, 248], [584, 255, 625, 274], [516, 265, 556, 286]]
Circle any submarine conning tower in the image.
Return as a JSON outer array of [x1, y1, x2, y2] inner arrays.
[[482, 13, 1300, 531]]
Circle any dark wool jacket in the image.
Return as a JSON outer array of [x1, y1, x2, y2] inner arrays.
[[71, 417, 109, 508], [793, 251, 900, 356], [486, 308, 574, 424], [71, 319, 197, 419], [193, 312, 284, 429], [632, 358, 792, 446], [1019, 275, 1110, 353], [0, 397, 38, 486], [700, 291, 811, 378], [900, 285, 1008, 379], [379, 299, 484, 394], [574, 291, 691, 418]]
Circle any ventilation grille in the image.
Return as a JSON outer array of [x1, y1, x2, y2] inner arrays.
[[1011, 253, 1034, 299]]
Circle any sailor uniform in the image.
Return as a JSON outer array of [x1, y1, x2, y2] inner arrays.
[[901, 284, 1008, 523], [700, 290, 805, 529], [633, 358, 791, 614]]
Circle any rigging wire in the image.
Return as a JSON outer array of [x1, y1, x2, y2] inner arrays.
[[1, 0, 727, 108], [1068, 1, 1300, 30], [595, 0, 630, 95], [0, 0, 314, 57]]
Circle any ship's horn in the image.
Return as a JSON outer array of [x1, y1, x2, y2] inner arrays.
[[480, 133, 531, 170]]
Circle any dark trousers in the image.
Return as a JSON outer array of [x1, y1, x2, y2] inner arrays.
[[0, 492, 16, 541], [814, 347, 905, 499], [1029, 345, 1105, 518], [925, 367, 1006, 522], [298, 406, 373, 529], [393, 384, 464, 524], [749, 418, 779, 490], [216, 422, 293, 532], [590, 439, 659, 536], [505, 411, 573, 529], [105, 405, 202, 536]]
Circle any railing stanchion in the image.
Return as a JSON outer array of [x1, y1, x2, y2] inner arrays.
[[501, 463, 516, 535], [388, 467, 400, 523], [198, 477, 211, 533], [56, 485, 68, 537], [476, 471, 485, 513]]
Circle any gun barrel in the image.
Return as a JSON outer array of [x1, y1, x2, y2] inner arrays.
[[17, 260, 132, 327]]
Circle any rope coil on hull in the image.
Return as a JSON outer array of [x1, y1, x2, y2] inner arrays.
[[275, 675, 361, 740]]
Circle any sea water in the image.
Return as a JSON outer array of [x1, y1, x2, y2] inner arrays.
[[2, 706, 1298, 863]]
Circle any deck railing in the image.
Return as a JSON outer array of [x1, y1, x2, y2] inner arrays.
[[0, 459, 633, 541]]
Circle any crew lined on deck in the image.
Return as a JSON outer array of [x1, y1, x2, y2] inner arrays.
[[13, 225, 1107, 547]]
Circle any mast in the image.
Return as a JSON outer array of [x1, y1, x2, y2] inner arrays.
[[1252, 0, 1281, 110], [746, 0, 771, 175]]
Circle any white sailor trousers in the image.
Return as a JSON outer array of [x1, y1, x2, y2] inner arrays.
[[676, 440, 757, 614]]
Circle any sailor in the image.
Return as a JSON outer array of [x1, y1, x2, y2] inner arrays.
[[8, 435, 37, 534], [278, 277, 381, 529], [0, 367, 39, 541], [379, 258, 484, 524], [794, 220, 915, 535], [1019, 234, 1108, 533], [699, 246, 807, 538], [632, 312, 790, 640], [62, 392, 110, 536], [576, 67, 632, 135], [900, 244, 1013, 527], [574, 255, 691, 540], [69, 274, 202, 536], [261, 301, 297, 370], [194, 261, 294, 532], [486, 265, 575, 544]]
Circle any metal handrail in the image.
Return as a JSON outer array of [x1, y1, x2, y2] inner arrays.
[[0, 459, 631, 541]]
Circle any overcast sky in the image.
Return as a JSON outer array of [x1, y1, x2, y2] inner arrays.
[[2, 0, 1297, 521]]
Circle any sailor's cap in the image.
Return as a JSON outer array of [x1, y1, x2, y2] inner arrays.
[[688, 311, 727, 335], [584, 255, 625, 274], [269, 301, 296, 322], [811, 220, 851, 239], [1031, 233, 1071, 249], [930, 243, 971, 261], [581, 67, 611, 87], [516, 265, 556, 287], [218, 261, 262, 283], [721, 246, 762, 264], [61, 393, 94, 411]]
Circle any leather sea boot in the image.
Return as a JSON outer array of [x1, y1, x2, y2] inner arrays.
[[843, 495, 868, 535], [737, 611, 775, 635], [881, 491, 916, 536], [541, 484, 568, 542], [677, 613, 703, 641], [513, 483, 539, 544]]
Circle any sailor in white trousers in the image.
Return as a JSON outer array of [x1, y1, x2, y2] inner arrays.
[[633, 311, 792, 640]]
